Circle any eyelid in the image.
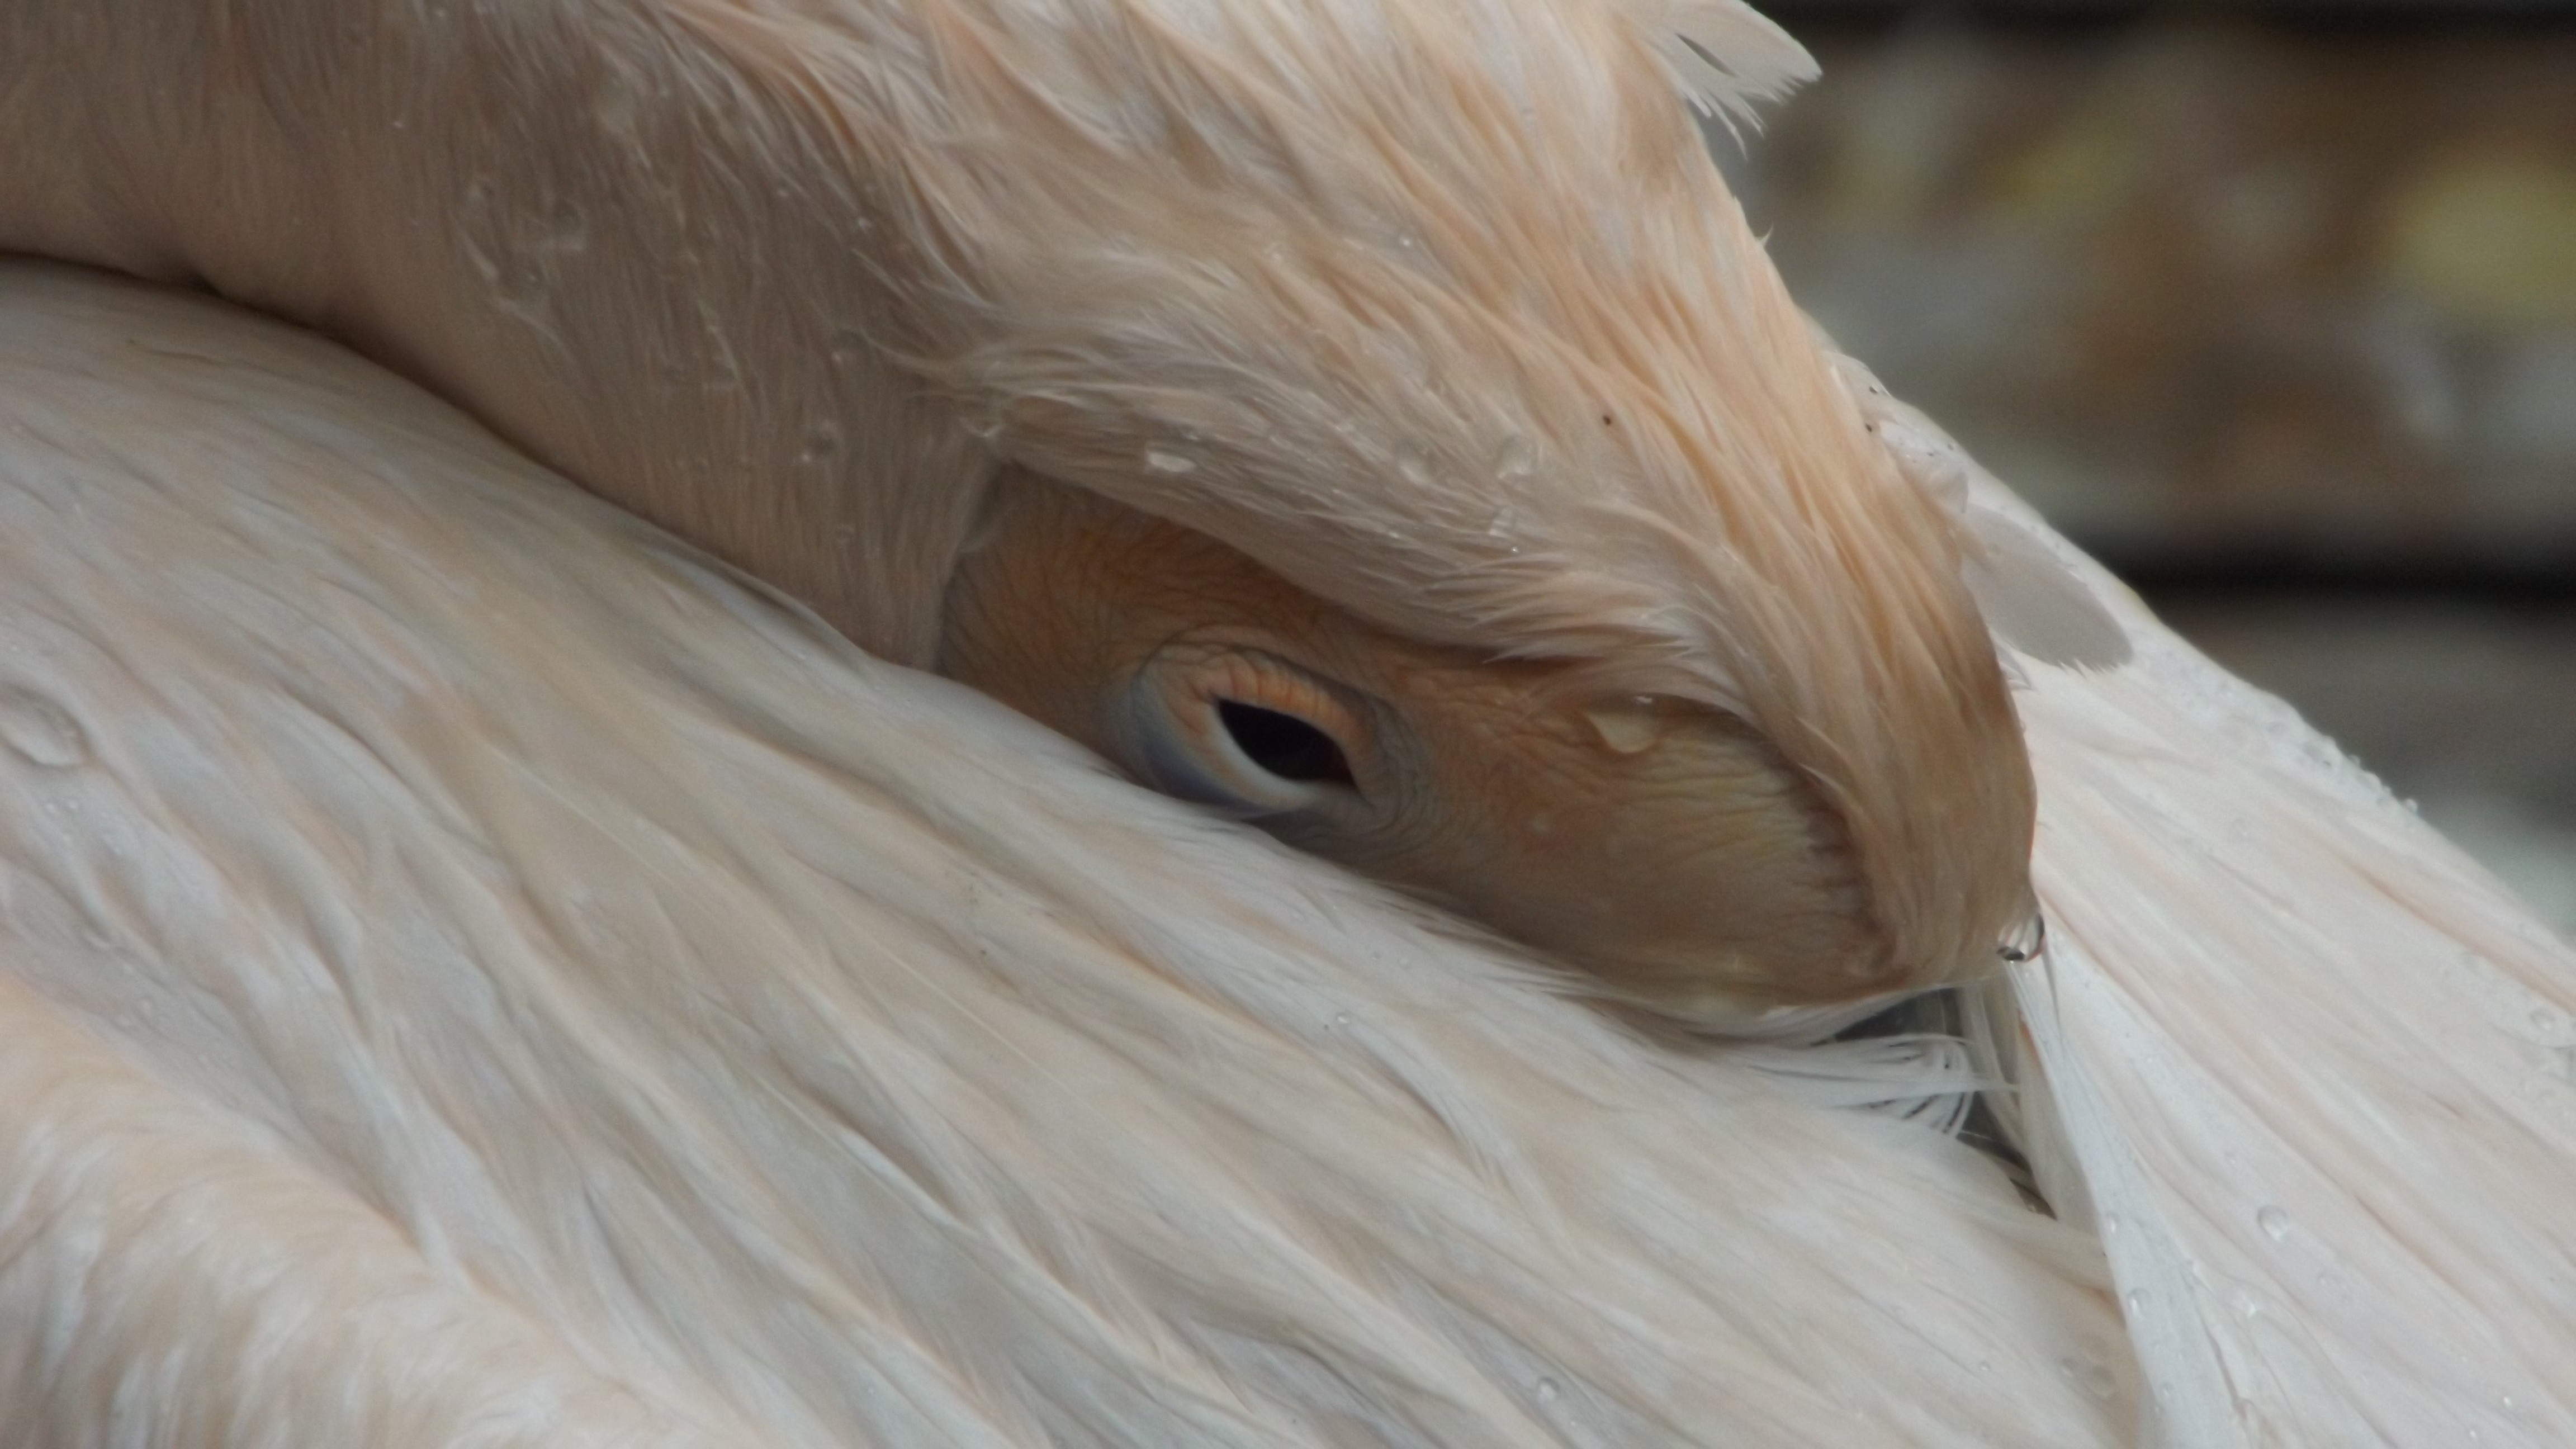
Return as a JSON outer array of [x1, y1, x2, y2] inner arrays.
[[1199, 654, 1363, 746]]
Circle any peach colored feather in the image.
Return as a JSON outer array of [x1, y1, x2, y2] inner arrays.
[[1, 0, 2037, 998]]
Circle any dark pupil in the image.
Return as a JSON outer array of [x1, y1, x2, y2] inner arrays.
[[1217, 700, 1353, 786]]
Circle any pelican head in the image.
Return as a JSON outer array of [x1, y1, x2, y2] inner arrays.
[[873, 0, 2042, 1015]]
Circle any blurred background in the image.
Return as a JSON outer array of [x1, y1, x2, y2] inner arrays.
[[1716, 0, 2576, 937]]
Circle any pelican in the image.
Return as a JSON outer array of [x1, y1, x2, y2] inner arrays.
[[0, 0, 2570, 1444]]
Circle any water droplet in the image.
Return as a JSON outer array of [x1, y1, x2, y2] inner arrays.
[[541, 197, 588, 252], [827, 329, 869, 368], [2257, 1205, 2291, 1241], [1485, 505, 1517, 537], [2501, 1394, 2517, 1411], [1534, 1377, 1560, 1404], [2101, 1213, 2121, 1238], [1495, 435, 1537, 480], [1332, 1012, 1352, 1029], [1143, 448, 1197, 475], [1997, 910, 2047, 964], [2531, 1007, 2560, 1034], [1583, 704, 1667, 755], [2058, 1356, 2118, 1402], [2124, 1289, 2148, 1315], [1396, 452, 1433, 487], [799, 422, 841, 462], [494, 257, 546, 310], [1976, 1359, 1992, 1375], [0, 686, 91, 769]]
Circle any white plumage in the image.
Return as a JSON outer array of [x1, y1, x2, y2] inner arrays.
[[6, 250, 2574, 1445], [0, 263, 2125, 1445], [0, 0, 2571, 1440]]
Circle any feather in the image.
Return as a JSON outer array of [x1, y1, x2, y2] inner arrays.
[[0, 259, 2126, 1447], [1826, 347, 2134, 673], [9, 0, 2568, 1439], [1621, 0, 1817, 133], [1, 0, 2042, 996], [1905, 476, 2576, 1445]]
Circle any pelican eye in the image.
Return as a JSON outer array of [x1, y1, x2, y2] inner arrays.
[[1216, 700, 1354, 786], [1117, 643, 1371, 815]]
